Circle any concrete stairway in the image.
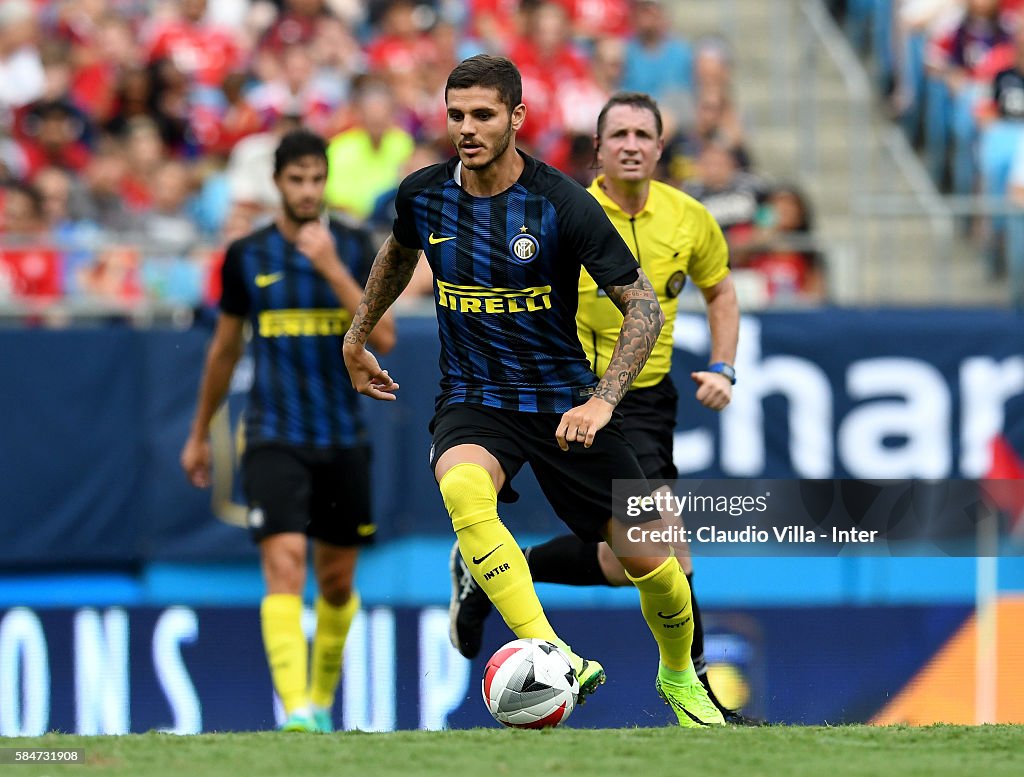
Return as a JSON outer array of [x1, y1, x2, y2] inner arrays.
[[671, 0, 1006, 306]]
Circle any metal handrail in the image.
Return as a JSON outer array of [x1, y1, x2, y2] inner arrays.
[[853, 193, 1024, 217], [798, 0, 872, 212], [794, 0, 968, 303]]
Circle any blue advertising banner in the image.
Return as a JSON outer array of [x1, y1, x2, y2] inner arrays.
[[2, 310, 1023, 565], [670, 310, 1024, 480], [0, 603, 974, 734]]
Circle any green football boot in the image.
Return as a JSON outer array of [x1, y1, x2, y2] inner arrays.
[[280, 711, 318, 732], [312, 709, 333, 733], [656, 672, 726, 728]]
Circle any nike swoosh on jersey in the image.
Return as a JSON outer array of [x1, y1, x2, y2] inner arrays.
[[472, 544, 503, 564], [428, 233, 456, 245], [255, 272, 285, 288]]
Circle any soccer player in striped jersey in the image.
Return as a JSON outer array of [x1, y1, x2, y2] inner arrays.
[[448, 92, 756, 724], [181, 129, 395, 733], [343, 55, 724, 727]]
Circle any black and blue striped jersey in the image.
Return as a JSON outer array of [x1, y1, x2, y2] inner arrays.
[[219, 219, 373, 448], [393, 152, 639, 414]]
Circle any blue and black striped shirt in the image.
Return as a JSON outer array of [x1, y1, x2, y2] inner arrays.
[[394, 152, 639, 414], [220, 220, 373, 448]]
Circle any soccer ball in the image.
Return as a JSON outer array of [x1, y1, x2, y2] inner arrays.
[[482, 638, 579, 728]]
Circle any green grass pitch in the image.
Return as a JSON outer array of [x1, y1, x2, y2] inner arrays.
[[3, 725, 1023, 777]]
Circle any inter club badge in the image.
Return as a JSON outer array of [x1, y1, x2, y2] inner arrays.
[[509, 226, 540, 263]]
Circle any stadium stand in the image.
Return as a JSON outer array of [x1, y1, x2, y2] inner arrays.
[[830, 0, 1024, 304], [0, 0, 827, 314]]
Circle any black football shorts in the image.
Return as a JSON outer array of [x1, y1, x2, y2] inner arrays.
[[429, 402, 651, 542], [241, 443, 375, 547], [617, 375, 679, 488]]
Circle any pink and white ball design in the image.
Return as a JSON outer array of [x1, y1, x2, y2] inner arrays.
[[482, 638, 579, 728]]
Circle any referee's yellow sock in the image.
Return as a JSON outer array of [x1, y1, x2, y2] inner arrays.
[[260, 594, 309, 715], [309, 593, 359, 709], [439, 463, 557, 642], [627, 555, 695, 672]]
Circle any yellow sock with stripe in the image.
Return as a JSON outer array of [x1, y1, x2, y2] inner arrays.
[[439, 463, 557, 641], [260, 594, 309, 715], [309, 593, 359, 709], [626, 555, 695, 672]]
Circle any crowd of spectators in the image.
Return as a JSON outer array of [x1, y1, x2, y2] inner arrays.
[[0, 0, 825, 314], [836, 0, 1024, 298]]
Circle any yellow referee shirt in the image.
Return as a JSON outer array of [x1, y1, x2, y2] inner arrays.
[[578, 176, 730, 389]]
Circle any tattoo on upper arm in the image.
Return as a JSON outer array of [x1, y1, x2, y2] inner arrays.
[[345, 235, 420, 345], [596, 271, 665, 406]]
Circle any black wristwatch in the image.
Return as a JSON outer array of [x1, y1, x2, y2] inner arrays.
[[706, 362, 736, 385]]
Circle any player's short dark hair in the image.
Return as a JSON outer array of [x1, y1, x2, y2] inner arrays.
[[274, 129, 328, 176], [596, 92, 664, 139], [445, 55, 522, 112]]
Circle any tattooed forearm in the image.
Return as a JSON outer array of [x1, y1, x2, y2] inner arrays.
[[619, 289, 651, 302], [595, 269, 665, 406], [344, 235, 421, 347]]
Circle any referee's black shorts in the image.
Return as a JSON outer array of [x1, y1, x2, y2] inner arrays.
[[429, 402, 651, 543], [241, 443, 375, 547], [617, 375, 679, 488]]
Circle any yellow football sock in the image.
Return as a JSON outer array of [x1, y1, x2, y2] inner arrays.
[[260, 594, 309, 714], [627, 555, 695, 672], [309, 593, 359, 709], [439, 463, 557, 641]]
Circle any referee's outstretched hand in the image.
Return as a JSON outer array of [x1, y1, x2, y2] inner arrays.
[[343, 342, 400, 400], [690, 371, 732, 412], [555, 397, 615, 451]]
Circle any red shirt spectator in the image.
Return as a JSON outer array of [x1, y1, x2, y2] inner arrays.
[[508, 39, 589, 86], [927, 2, 1015, 79], [20, 140, 90, 179], [16, 101, 92, 179], [507, 4, 589, 88], [368, 34, 439, 76], [467, 0, 521, 48], [246, 46, 335, 136], [731, 185, 824, 302], [747, 250, 820, 300], [70, 61, 119, 121], [68, 15, 141, 123], [115, 117, 167, 212], [259, 0, 330, 53], [367, 1, 438, 77], [507, 4, 589, 154], [144, 2, 242, 88], [515, 68, 562, 153], [555, 0, 632, 39], [190, 74, 263, 156], [556, 36, 625, 135]]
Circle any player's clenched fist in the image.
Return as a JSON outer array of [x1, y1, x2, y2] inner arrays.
[[690, 371, 732, 412], [296, 221, 341, 273]]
